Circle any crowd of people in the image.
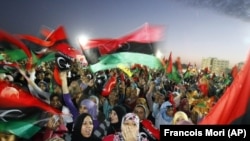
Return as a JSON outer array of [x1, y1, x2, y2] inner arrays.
[[0, 54, 232, 141]]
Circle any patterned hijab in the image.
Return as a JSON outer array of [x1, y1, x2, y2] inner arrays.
[[112, 113, 148, 141], [121, 113, 140, 129]]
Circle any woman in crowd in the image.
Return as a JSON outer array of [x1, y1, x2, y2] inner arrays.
[[42, 115, 68, 140], [60, 71, 100, 130], [135, 98, 150, 118], [71, 113, 101, 141], [79, 99, 99, 130], [94, 105, 127, 138], [102, 88, 120, 120], [133, 104, 160, 141], [107, 105, 127, 135], [102, 113, 148, 141], [155, 101, 175, 129]]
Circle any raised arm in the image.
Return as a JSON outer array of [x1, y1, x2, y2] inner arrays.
[[18, 68, 50, 103], [60, 71, 79, 121]]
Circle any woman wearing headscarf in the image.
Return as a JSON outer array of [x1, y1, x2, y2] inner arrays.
[[155, 101, 174, 129], [94, 105, 126, 138], [134, 104, 160, 141], [107, 105, 127, 135], [79, 99, 99, 130], [71, 113, 101, 141], [135, 98, 149, 118], [60, 71, 99, 130], [102, 113, 148, 141]]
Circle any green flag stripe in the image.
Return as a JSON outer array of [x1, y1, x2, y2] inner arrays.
[[0, 114, 42, 139], [90, 52, 163, 73]]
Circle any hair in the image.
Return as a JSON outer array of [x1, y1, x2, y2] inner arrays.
[[70, 86, 82, 96], [49, 93, 62, 102], [136, 97, 147, 105], [38, 80, 49, 92]]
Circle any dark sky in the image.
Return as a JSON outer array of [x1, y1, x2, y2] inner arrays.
[[1, 0, 249, 67]]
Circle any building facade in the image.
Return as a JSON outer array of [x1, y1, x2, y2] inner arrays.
[[201, 57, 229, 75]]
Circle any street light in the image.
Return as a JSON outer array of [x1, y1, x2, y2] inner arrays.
[[155, 49, 163, 59], [78, 35, 89, 47]]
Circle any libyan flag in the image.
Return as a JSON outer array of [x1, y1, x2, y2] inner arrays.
[[0, 30, 33, 70], [0, 81, 61, 139], [198, 52, 250, 125], [3, 48, 55, 67], [0, 113, 42, 139], [165, 52, 182, 84], [89, 52, 163, 73], [80, 23, 164, 64]]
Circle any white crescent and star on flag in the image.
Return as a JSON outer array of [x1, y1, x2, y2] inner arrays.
[[57, 56, 71, 69]]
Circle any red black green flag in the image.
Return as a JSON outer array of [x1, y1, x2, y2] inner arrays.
[[0, 81, 61, 139]]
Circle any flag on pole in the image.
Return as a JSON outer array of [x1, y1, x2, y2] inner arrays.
[[166, 52, 172, 73]]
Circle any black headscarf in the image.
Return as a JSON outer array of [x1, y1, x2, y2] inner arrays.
[[107, 105, 126, 135], [71, 113, 101, 141]]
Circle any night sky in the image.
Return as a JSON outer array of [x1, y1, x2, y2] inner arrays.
[[1, 0, 249, 67]]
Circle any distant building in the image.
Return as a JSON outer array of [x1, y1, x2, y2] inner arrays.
[[201, 57, 229, 75]]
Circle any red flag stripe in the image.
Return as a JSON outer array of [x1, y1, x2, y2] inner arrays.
[[0, 81, 61, 114], [166, 52, 172, 73], [17, 34, 55, 47], [81, 23, 164, 55], [0, 30, 32, 70]]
